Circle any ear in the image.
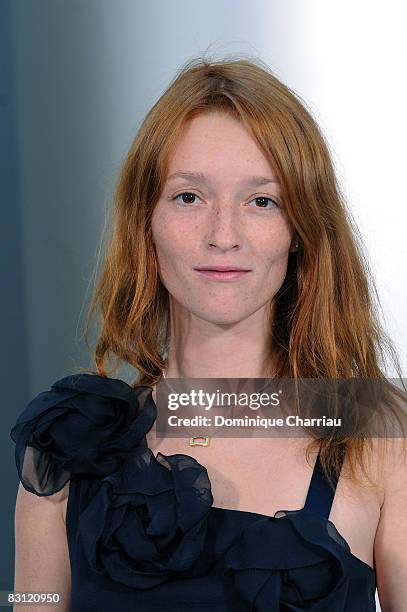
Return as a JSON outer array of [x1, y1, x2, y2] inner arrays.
[[289, 233, 300, 253]]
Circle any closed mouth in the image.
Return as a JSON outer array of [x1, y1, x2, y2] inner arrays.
[[194, 268, 250, 272]]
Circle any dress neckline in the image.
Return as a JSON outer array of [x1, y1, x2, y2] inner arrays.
[[142, 384, 375, 575], [210, 505, 375, 573]]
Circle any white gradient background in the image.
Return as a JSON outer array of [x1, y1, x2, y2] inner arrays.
[[3, 1, 407, 605]]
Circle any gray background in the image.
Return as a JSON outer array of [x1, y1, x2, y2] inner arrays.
[[2, 2, 406, 608]]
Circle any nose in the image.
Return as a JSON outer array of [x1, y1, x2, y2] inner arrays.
[[206, 202, 241, 251]]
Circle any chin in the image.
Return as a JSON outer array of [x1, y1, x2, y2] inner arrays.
[[195, 309, 249, 326]]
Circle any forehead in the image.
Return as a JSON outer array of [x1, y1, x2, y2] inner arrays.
[[165, 111, 276, 178]]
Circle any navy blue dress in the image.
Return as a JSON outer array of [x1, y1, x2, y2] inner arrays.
[[10, 373, 377, 611]]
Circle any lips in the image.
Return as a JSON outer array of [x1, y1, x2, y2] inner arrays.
[[194, 268, 250, 281], [194, 266, 250, 272]]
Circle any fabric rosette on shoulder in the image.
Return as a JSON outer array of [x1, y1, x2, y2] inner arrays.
[[78, 446, 214, 589], [224, 507, 353, 611], [10, 373, 157, 495]]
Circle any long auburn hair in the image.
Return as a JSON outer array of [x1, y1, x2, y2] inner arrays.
[[80, 55, 406, 492]]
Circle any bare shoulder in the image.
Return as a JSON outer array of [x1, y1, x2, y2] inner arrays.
[[377, 436, 407, 500], [373, 437, 407, 610], [363, 437, 407, 501]]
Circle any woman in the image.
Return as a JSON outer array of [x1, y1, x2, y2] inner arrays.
[[11, 56, 407, 611]]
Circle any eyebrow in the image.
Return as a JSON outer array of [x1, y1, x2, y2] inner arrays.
[[166, 171, 280, 186]]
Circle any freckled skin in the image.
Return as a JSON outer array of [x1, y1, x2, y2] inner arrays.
[[151, 111, 296, 327]]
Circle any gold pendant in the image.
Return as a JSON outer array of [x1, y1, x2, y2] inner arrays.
[[189, 436, 210, 446]]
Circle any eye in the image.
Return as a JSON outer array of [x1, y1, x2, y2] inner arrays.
[[248, 196, 278, 210], [171, 192, 279, 209], [172, 192, 201, 206]]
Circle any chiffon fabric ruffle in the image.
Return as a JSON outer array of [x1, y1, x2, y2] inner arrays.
[[224, 508, 355, 611], [10, 373, 376, 610]]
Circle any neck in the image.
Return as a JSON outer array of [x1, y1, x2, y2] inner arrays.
[[164, 299, 277, 379]]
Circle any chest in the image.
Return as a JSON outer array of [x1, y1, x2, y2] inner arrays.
[[147, 432, 381, 569]]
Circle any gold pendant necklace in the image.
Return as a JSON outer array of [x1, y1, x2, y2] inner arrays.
[[189, 435, 211, 446], [161, 371, 276, 447]]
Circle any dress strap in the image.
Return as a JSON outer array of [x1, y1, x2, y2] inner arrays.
[[303, 443, 346, 519]]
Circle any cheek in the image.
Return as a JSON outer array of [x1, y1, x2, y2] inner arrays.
[[152, 218, 193, 280], [255, 230, 292, 270], [252, 233, 293, 297], [152, 212, 179, 253]]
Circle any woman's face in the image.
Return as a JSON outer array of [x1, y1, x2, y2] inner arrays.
[[151, 111, 295, 325]]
